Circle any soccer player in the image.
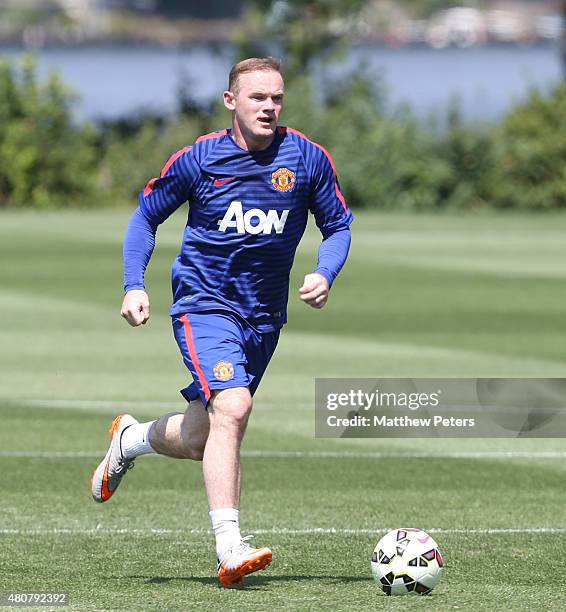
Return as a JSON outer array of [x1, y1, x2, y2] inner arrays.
[[90, 57, 353, 588]]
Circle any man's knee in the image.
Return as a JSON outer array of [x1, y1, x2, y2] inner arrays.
[[209, 387, 253, 432]]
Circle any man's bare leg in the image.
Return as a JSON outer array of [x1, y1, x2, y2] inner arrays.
[[118, 399, 209, 461], [203, 387, 272, 586], [147, 400, 210, 460], [129, 387, 250, 501], [203, 387, 251, 509], [92, 400, 210, 502]]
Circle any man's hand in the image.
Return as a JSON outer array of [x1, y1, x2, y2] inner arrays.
[[121, 290, 150, 326], [299, 273, 329, 309]]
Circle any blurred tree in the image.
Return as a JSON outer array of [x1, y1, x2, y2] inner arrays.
[[402, 0, 464, 20], [490, 84, 566, 210], [96, 115, 204, 205], [0, 56, 97, 208], [235, 0, 368, 78], [152, 0, 244, 19]]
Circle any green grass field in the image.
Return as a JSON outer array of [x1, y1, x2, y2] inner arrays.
[[1, 209, 566, 611]]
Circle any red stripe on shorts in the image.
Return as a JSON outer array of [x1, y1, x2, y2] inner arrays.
[[181, 314, 211, 402]]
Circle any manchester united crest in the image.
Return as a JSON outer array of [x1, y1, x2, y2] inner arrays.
[[213, 361, 234, 382], [271, 167, 296, 192]]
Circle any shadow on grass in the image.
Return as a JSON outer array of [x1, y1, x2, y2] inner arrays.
[[122, 574, 372, 589]]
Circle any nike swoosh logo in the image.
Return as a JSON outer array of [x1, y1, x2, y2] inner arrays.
[[101, 457, 112, 500], [214, 177, 236, 187]]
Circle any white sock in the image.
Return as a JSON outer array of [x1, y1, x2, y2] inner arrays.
[[209, 508, 241, 560], [120, 421, 156, 459]]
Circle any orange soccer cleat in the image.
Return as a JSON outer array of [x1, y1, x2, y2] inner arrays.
[[91, 414, 137, 503], [217, 536, 273, 588]]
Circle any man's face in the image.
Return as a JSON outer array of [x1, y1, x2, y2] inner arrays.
[[224, 70, 284, 146]]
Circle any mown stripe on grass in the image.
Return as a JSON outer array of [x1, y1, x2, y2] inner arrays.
[[1, 450, 566, 459], [1, 527, 565, 536], [1, 398, 309, 413]]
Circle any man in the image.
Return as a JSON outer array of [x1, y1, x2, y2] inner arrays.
[[90, 57, 353, 588]]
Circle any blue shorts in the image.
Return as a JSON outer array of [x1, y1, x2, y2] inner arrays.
[[172, 311, 280, 408]]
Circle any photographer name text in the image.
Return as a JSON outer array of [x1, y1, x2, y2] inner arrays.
[[326, 414, 476, 428]]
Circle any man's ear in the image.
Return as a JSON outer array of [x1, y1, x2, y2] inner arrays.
[[223, 90, 236, 111]]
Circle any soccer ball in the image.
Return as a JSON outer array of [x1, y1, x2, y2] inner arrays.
[[371, 528, 444, 595]]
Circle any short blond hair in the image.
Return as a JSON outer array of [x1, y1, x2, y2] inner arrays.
[[228, 57, 283, 94]]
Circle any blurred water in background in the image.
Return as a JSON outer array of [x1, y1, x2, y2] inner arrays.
[[0, 43, 562, 122]]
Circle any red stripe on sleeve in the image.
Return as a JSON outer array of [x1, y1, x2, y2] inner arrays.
[[284, 127, 349, 212], [196, 129, 227, 143], [142, 146, 191, 197], [181, 314, 211, 403], [143, 177, 157, 197], [160, 146, 191, 178]]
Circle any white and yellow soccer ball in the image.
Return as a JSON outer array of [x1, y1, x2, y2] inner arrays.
[[371, 528, 444, 595]]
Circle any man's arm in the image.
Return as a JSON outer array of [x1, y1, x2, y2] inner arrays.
[[121, 207, 158, 326], [299, 228, 351, 309], [121, 146, 196, 326], [301, 141, 354, 309]]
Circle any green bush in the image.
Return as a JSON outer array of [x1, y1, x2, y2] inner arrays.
[[1, 55, 565, 212], [0, 56, 97, 208], [490, 84, 566, 210], [432, 105, 497, 210], [96, 115, 205, 206]]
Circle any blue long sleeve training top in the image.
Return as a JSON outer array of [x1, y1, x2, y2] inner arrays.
[[124, 126, 353, 332]]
